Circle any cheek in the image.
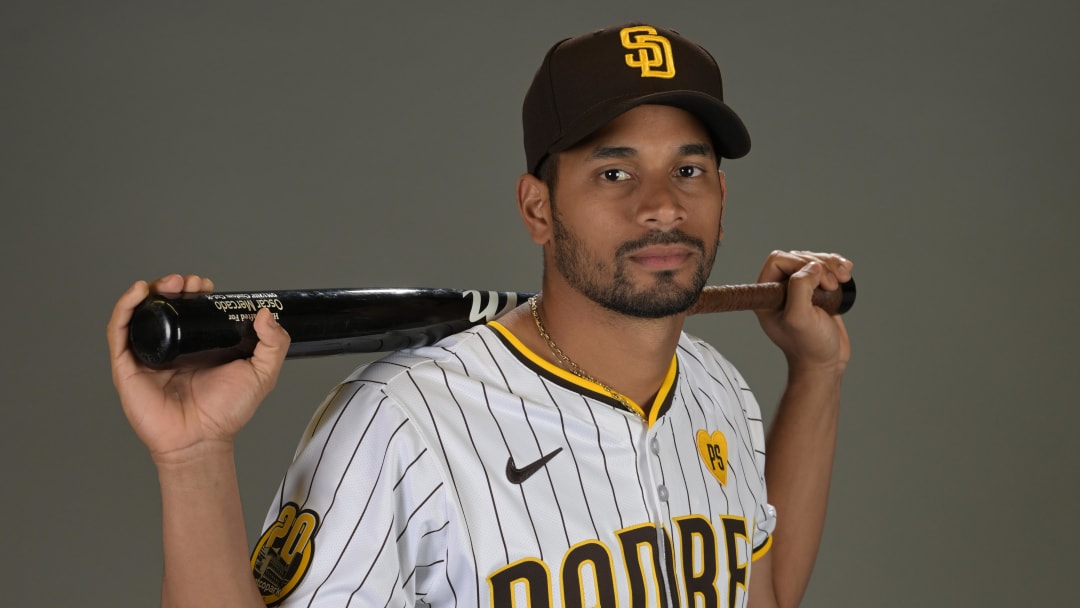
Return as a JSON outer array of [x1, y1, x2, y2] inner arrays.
[[705, 198, 726, 231], [554, 217, 620, 265]]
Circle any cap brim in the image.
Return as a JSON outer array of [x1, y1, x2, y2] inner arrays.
[[547, 91, 751, 161]]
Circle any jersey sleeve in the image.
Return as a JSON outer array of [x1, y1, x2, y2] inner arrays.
[[251, 379, 453, 606]]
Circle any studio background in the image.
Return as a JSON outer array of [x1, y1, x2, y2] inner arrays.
[[3, 1, 1077, 605]]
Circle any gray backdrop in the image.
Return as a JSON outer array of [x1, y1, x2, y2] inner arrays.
[[3, 1, 1077, 606]]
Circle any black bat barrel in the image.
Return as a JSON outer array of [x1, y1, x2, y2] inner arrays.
[[128, 288, 530, 369]]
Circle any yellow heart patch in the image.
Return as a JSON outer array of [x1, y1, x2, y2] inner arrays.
[[696, 429, 729, 486]]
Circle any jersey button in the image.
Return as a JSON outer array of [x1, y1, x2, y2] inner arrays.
[[650, 437, 660, 454], [657, 485, 669, 501]]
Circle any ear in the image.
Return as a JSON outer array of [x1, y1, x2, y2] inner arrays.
[[517, 173, 553, 245]]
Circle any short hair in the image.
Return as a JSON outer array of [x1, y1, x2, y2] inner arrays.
[[534, 153, 559, 196]]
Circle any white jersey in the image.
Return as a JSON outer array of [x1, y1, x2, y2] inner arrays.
[[252, 321, 775, 607]]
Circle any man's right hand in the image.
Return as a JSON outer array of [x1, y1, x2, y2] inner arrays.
[[106, 274, 291, 464]]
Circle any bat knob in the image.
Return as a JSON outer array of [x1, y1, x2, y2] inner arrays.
[[837, 278, 856, 315], [129, 296, 181, 368]]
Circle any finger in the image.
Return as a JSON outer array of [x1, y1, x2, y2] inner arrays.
[[757, 250, 816, 283], [181, 274, 214, 294], [149, 274, 185, 294], [248, 308, 291, 395], [145, 274, 214, 295], [759, 250, 854, 287], [798, 251, 853, 286]]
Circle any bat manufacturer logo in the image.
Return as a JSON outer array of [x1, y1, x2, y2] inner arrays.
[[251, 502, 320, 604], [696, 429, 729, 486], [620, 25, 676, 79], [464, 290, 520, 323]]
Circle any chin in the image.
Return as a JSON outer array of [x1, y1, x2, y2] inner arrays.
[[594, 273, 703, 319]]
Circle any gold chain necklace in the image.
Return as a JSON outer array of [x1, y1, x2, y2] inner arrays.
[[528, 295, 637, 415]]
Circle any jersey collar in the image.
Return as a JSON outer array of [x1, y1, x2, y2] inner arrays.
[[487, 321, 678, 425]]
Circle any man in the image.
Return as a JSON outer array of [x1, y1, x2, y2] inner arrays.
[[107, 23, 852, 607]]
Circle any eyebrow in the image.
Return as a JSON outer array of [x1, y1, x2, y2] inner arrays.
[[680, 143, 714, 158], [586, 142, 715, 160], [588, 145, 636, 160]]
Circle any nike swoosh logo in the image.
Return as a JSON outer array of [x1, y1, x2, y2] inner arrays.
[[506, 447, 563, 484]]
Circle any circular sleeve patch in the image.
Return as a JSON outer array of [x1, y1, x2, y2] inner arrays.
[[250, 502, 321, 605]]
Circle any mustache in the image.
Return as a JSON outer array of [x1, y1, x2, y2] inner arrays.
[[615, 230, 707, 257]]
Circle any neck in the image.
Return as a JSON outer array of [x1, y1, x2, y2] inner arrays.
[[500, 279, 686, 413]]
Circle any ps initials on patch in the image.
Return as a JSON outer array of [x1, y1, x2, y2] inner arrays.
[[620, 25, 676, 78], [696, 429, 729, 486], [251, 502, 320, 605]]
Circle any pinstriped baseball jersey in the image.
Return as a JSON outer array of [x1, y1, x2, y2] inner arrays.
[[252, 321, 775, 607]]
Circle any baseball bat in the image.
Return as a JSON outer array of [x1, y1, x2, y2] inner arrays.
[[129, 279, 855, 369]]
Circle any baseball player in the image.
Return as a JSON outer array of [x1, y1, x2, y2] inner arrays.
[[107, 23, 852, 607]]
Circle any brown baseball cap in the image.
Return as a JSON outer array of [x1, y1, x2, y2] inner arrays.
[[523, 23, 750, 175]]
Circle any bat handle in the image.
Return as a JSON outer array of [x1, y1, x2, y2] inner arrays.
[[688, 278, 856, 315]]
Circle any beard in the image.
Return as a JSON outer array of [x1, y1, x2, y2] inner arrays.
[[551, 211, 718, 319]]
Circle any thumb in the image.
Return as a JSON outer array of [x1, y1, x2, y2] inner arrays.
[[249, 308, 291, 394], [785, 261, 825, 319]]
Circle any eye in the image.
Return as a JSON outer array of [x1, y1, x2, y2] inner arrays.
[[676, 165, 706, 178], [601, 168, 632, 182]]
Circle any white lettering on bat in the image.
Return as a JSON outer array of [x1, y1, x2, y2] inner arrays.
[[464, 291, 520, 323]]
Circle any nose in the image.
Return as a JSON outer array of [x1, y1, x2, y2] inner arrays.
[[636, 178, 686, 229]]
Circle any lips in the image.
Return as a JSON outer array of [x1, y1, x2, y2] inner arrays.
[[628, 245, 696, 270], [616, 229, 707, 272]]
